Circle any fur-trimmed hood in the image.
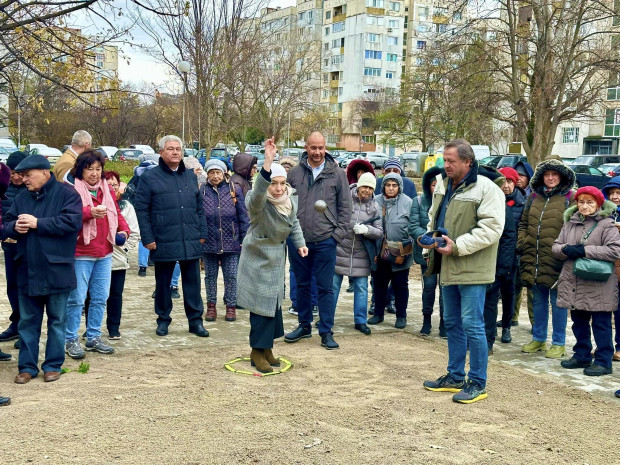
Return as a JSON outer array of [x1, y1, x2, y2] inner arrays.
[[422, 166, 444, 199], [278, 156, 298, 169], [530, 159, 575, 197], [564, 200, 617, 223], [346, 159, 375, 185]]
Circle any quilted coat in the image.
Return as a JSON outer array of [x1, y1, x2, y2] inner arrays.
[[236, 171, 305, 317], [200, 180, 249, 254], [334, 185, 383, 277], [552, 201, 620, 311], [518, 159, 576, 288]]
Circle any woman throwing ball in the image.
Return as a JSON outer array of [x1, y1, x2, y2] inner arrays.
[[237, 137, 308, 373]]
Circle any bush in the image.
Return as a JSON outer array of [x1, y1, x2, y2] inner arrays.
[[105, 160, 138, 183]]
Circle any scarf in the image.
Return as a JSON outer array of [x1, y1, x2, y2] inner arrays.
[[266, 185, 293, 217], [74, 178, 119, 245]]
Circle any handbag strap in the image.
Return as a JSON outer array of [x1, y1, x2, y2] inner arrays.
[[580, 222, 598, 244]]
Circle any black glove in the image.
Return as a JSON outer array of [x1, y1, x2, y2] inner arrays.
[[562, 244, 586, 260]]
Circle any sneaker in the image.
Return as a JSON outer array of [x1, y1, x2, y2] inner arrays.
[[85, 336, 115, 354], [170, 286, 180, 299], [288, 307, 298, 316], [65, 339, 85, 360], [561, 357, 592, 369], [545, 345, 566, 359], [395, 317, 407, 329], [0, 350, 11, 362], [423, 373, 465, 392], [138, 266, 147, 277], [452, 380, 488, 404], [312, 305, 319, 316], [583, 364, 612, 376], [521, 340, 547, 353], [500, 328, 512, 343], [108, 330, 122, 340], [284, 325, 312, 343], [0, 326, 19, 342], [321, 333, 339, 350]]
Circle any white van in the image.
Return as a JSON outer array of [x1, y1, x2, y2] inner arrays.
[[130, 144, 155, 154], [471, 145, 491, 160]]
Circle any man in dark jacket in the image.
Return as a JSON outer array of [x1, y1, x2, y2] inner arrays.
[[0, 151, 27, 348], [135, 135, 210, 338], [3, 155, 83, 384], [230, 152, 258, 198], [284, 131, 352, 350]]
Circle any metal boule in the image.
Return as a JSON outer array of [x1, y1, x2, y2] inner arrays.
[[314, 200, 328, 212]]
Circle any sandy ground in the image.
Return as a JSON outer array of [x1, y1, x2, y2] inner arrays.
[[1, 331, 618, 465]]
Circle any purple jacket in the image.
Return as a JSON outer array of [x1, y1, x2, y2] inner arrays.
[[200, 180, 249, 254]]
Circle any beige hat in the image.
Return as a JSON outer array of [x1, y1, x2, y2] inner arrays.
[[357, 172, 376, 190]]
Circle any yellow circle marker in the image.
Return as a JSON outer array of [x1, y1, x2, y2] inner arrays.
[[224, 357, 293, 377]]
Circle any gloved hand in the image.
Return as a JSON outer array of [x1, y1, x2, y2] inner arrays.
[[562, 244, 586, 260], [353, 223, 369, 235]]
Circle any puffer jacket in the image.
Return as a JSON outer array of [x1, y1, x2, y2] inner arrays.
[[334, 185, 383, 277], [200, 180, 249, 254], [409, 166, 443, 265], [375, 173, 414, 271], [552, 201, 620, 311], [230, 152, 258, 198], [518, 159, 576, 288], [112, 200, 140, 270], [346, 159, 375, 185]]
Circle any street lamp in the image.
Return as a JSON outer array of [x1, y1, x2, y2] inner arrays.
[[178, 60, 191, 145]]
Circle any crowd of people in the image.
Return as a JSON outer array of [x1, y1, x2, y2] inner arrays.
[[0, 129, 619, 407]]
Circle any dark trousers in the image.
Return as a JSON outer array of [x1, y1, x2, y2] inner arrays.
[[106, 269, 126, 332], [288, 237, 337, 335], [484, 273, 516, 347], [373, 260, 409, 318], [570, 310, 614, 368], [3, 244, 20, 328], [614, 300, 620, 352], [249, 307, 284, 349], [154, 259, 203, 327], [421, 263, 443, 317], [17, 292, 69, 376]]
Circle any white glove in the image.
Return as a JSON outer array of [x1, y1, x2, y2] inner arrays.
[[353, 223, 369, 235]]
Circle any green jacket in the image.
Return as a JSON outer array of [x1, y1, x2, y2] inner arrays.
[[425, 162, 505, 285], [517, 158, 576, 288]]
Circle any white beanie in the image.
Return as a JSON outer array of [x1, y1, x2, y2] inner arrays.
[[270, 163, 287, 179], [357, 172, 376, 190]]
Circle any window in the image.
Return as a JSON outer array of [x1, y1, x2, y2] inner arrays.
[[388, 1, 400, 11], [323, 89, 329, 98], [325, 27, 330, 35], [608, 86, 620, 100], [324, 43, 329, 51], [416, 57, 423, 65], [418, 6, 428, 20], [331, 37, 345, 47], [453, 11, 462, 20], [339, 87, 343, 95], [366, 16, 385, 26], [365, 50, 382, 59], [435, 23, 447, 33], [324, 59, 329, 67], [323, 74, 329, 83], [332, 21, 345, 32], [417, 23, 427, 33], [386, 71, 394, 79], [417, 40, 426, 49], [299, 12, 305, 21], [362, 136, 376, 144], [366, 0, 384, 7], [388, 20, 398, 28], [367, 33, 380, 42], [364, 67, 381, 76], [326, 11, 331, 20], [331, 55, 344, 64], [387, 36, 398, 45], [387, 53, 398, 62], [308, 11, 313, 21], [562, 127, 580, 144]]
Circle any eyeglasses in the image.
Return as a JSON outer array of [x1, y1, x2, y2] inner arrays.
[[384, 168, 401, 174], [108, 183, 120, 190], [577, 200, 597, 206]]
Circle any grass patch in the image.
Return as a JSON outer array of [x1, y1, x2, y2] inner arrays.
[[105, 160, 138, 183]]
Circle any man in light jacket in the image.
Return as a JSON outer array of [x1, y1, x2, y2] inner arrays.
[[421, 139, 505, 404]]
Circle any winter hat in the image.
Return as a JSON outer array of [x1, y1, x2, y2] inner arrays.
[[278, 156, 298, 170], [383, 157, 402, 173], [515, 164, 529, 177], [575, 186, 605, 207], [498, 167, 519, 184], [205, 158, 228, 174], [6, 151, 27, 170], [270, 163, 287, 179], [357, 172, 376, 190]]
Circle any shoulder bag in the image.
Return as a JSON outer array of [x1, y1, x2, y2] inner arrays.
[[573, 222, 614, 282]]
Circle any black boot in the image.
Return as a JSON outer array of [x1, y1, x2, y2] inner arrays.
[[420, 315, 432, 336], [438, 318, 447, 339]]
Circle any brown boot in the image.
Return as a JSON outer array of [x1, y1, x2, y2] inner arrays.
[[205, 302, 217, 321], [250, 348, 273, 373], [225, 306, 236, 321], [264, 348, 281, 367]]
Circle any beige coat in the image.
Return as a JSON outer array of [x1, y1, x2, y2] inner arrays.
[[53, 149, 77, 182], [552, 201, 620, 312]]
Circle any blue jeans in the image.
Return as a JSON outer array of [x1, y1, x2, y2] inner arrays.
[[66, 256, 112, 341], [18, 292, 69, 376], [289, 237, 337, 335], [171, 262, 181, 287], [421, 263, 443, 317], [138, 241, 150, 268], [532, 284, 567, 346], [287, 239, 318, 307], [570, 310, 613, 368], [443, 284, 488, 387], [333, 274, 368, 324]]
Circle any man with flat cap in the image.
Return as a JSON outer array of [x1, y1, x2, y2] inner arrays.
[[3, 155, 82, 384]]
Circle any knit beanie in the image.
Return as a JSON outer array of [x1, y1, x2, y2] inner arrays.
[[270, 163, 287, 179], [498, 167, 519, 184], [357, 172, 376, 190], [6, 151, 27, 170], [205, 158, 228, 174], [383, 157, 402, 173], [575, 186, 605, 207]]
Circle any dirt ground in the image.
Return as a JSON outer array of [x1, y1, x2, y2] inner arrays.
[[1, 331, 618, 465]]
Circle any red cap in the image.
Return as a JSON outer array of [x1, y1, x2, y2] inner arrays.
[[498, 167, 519, 184], [575, 186, 605, 207]]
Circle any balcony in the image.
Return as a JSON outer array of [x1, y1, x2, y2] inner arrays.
[[329, 79, 340, 88], [367, 7, 385, 15], [333, 13, 346, 23], [329, 96, 339, 103], [432, 14, 449, 24]]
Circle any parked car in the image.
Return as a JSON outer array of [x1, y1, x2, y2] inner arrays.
[[496, 154, 528, 169], [282, 148, 303, 160], [95, 146, 118, 160], [479, 156, 504, 168], [0, 138, 17, 151], [184, 148, 198, 158], [130, 144, 155, 154], [0, 146, 10, 163], [226, 145, 240, 156], [255, 152, 266, 171], [571, 154, 620, 169], [339, 152, 365, 168], [245, 144, 262, 153], [25, 143, 48, 153], [567, 164, 609, 189], [197, 148, 232, 169], [29, 146, 63, 165], [598, 163, 620, 177], [114, 148, 143, 161]]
